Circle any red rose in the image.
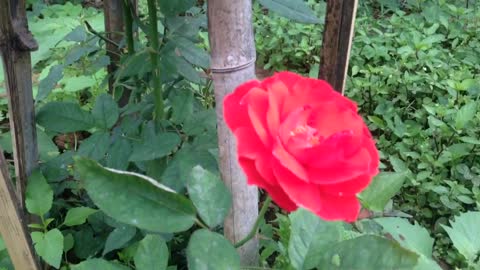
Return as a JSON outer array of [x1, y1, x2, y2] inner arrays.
[[223, 72, 379, 222]]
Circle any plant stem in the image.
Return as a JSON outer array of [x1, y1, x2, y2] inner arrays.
[[122, 0, 135, 56], [234, 196, 272, 248], [146, 0, 164, 121]]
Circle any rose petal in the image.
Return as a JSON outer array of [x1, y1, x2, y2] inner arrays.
[[308, 102, 363, 138], [266, 80, 289, 137], [313, 193, 361, 222], [241, 88, 271, 146], [224, 80, 261, 130], [318, 174, 373, 196], [239, 158, 297, 211], [272, 139, 308, 181], [234, 127, 264, 159]]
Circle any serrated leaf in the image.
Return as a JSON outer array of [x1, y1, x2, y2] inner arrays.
[[318, 235, 419, 269], [26, 170, 53, 216], [106, 137, 132, 170], [134, 235, 169, 270], [289, 208, 343, 270], [63, 207, 98, 226], [359, 172, 406, 212], [103, 225, 137, 256], [186, 166, 231, 228], [442, 211, 480, 263], [169, 88, 194, 124], [37, 64, 64, 101], [258, 0, 320, 24], [77, 132, 110, 160], [92, 93, 120, 129], [172, 37, 210, 68], [32, 229, 64, 269], [158, 0, 195, 17], [71, 258, 131, 270], [375, 218, 441, 270], [36, 102, 94, 133], [74, 157, 196, 233], [64, 25, 87, 42], [187, 229, 240, 270], [455, 102, 477, 130], [130, 132, 180, 162]]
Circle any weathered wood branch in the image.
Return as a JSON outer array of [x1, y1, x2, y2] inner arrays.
[[0, 150, 40, 270], [319, 0, 358, 94], [208, 0, 259, 265], [0, 0, 39, 211]]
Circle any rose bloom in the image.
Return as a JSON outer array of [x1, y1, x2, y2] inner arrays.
[[223, 72, 379, 222]]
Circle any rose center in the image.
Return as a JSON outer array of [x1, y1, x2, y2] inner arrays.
[[289, 124, 320, 147]]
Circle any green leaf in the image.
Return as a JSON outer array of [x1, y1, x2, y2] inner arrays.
[[186, 166, 231, 228], [318, 235, 419, 270], [26, 170, 53, 216], [37, 64, 64, 101], [77, 132, 110, 160], [71, 258, 131, 270], [63, 207, 98, 226], [169, 88, 194, 124], [172, 37, 210, 68], [106, 137, 132, 170], [63, 234, 74, 252], [289, 208, 343, 270], [187, 229, 240, 270], [375, 218, 441, 270], [64, 25, 87, 42], [37, 128, 59, 161], [158, 0, 195, 17], [359, 172, 406, 212], [258, 0, 320, 24], [455, 102, 477, 130], [130, 132, 180, 162], [73, 228, 104, 259], [134, 235, 169, 270], [92, 93, 120, 129], [442, 211, 480, 263], [36, 102, 94, 133], [103, 225, 137, 256], [74, 157, 196, 233], [32, 229, 64, 269]]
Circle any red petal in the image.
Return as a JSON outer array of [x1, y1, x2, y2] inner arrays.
[[273, 161, 360, 222], [241, 88, 271, 147], [308, 102, 363, 138], [313, 193, 361, 222], [234, 127, 264, 159], [238, 159, 297, 211], [318, 174, 373, 196], [223, 80, 261, 131], [272, 139, 308, 181], [266, 80, 289, 137]]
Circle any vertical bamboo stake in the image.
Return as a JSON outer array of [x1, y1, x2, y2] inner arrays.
[[104, 0, 131, 106], [208, 0, 259, 265], [319, 0, 358, 94], [0, 150, 41, 270], [0, 0, 39, 211]]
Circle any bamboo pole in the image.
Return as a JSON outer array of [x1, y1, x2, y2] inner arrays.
[[208, 0, 259, 265], [319, 0, 358, 94]]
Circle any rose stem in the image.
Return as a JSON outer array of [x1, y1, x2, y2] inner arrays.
[[234, 195, 272, 248]]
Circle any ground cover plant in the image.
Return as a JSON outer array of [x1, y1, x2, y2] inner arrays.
[[0, 0, 479, 269]]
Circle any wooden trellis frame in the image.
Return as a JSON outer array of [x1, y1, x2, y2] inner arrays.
[[0, 0, 41, 268], [0, 0, 359, 267]]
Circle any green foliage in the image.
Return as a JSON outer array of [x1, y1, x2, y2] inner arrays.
[[74, 157, 197, 233], [1, 0, 478, 269], [186, 166, 232, 228], [186, 229, 241, 270]]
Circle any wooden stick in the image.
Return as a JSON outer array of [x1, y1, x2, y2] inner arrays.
[[0, 150, 41, 270], [208, 0, 259, 265], [319, 0, 358, 94], [0, 0, 39, 211]]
